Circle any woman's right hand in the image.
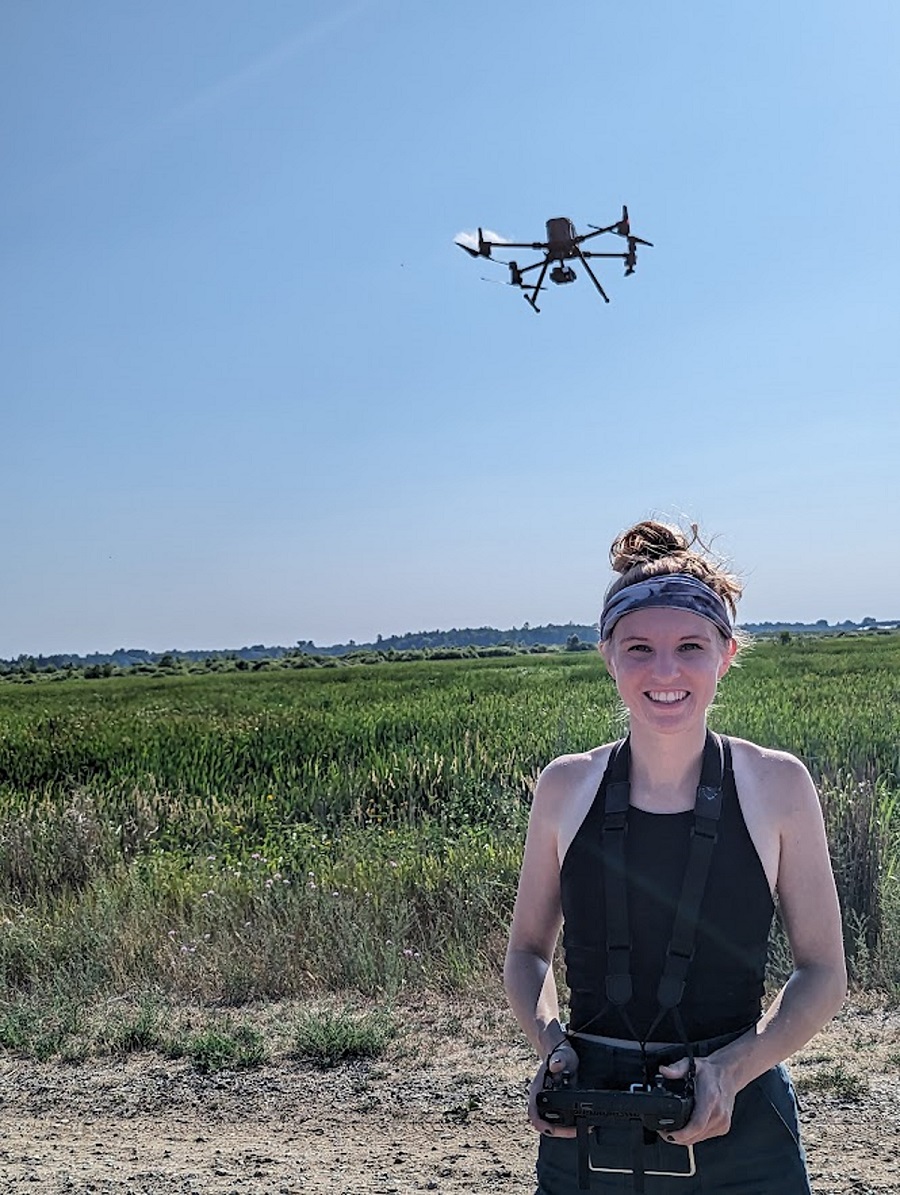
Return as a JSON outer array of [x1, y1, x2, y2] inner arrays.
[[528, 1040, 580, 1137]]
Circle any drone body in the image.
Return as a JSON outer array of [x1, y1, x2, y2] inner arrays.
[[455, 207, 652, 312]]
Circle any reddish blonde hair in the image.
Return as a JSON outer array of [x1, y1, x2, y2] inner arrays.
[[605, 520, 743, 626]]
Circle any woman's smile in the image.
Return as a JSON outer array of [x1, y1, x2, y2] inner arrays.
[[646, 689, 689, 704]]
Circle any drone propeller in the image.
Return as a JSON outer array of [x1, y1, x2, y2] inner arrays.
[[586, 206, 636, 238], [615, 207, 654, 247], [454, 227, 498, 259]]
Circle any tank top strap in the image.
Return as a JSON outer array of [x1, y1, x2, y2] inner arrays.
[[585, 734, 735, 821]]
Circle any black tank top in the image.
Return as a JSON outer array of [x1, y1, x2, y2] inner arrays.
[[561, 736, 774, 1041]]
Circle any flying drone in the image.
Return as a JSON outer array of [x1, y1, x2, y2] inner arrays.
[[454, 207, 652, 313]]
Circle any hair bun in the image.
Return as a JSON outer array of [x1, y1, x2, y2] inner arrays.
[[605, 519, 743, 624], [609, 520, 691, 575]]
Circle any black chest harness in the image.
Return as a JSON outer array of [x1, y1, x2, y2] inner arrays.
[[592, 728, 726, 1050], [561, 730, 726, 1189]]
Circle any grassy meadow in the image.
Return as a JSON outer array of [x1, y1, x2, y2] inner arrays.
[[1, 634, 899, 1061]]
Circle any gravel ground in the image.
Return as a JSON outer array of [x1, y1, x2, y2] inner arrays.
[[0, 1000, 897, 1194]]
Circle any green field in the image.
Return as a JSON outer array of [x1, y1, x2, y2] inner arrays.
[[1, 635, 899, 1059]]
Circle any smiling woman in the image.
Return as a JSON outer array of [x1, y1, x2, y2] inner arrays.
[[504, 519, 847, 1194], [601, 605, 733, 751]]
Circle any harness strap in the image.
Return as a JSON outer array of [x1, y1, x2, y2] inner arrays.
[[576, 1118, 590, 1190], [574, 1122, 647, 1193], [645, 734, 725, 1046], [631, 1121, 647, 1194], [601, 731, 725, 1053], [602, 752, 632, 1009]]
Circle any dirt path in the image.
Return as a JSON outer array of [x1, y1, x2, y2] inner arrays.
[[0, 1001, 897, 1193]]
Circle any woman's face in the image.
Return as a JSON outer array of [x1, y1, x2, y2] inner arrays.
[[600, 606, 736, 733]]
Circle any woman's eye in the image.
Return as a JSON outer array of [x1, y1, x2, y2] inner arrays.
[[679, 642, 702, 651], [628, 644, 651, 653]]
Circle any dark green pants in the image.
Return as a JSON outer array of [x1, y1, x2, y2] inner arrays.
[[536, 1040, 810, 1194]]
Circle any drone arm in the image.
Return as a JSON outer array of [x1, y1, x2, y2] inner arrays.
[[582, 237, 652, 275], [514, 257, 551, 277], [578, 223, 618, 243], [524, 258, 551, 313], [490, 241, 547, 251], [573, 248, 610, 303]]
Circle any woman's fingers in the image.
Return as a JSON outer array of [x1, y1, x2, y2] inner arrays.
[[659, 1057, 735, 1145], [546, 1041, 579, 1075], [527, 1050, 579, 1137]]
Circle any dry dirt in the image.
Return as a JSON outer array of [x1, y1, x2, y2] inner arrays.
[[0, 1000, 898, 1194]]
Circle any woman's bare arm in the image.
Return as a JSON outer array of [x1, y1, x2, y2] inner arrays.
[[504, 758, 570, 1059], [663, 751, 846, 1145]]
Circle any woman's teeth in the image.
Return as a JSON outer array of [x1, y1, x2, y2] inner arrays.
[[647, 691, 688, 704]]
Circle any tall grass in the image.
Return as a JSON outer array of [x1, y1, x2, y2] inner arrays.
[[0, 636, 898, 1054]]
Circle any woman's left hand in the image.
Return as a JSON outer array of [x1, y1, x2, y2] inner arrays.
[[656, 1056, 737, 1145]]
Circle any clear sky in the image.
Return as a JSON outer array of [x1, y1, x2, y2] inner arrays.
[[3, 1, 899, 657]]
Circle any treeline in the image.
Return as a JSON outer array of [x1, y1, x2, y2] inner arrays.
[[0, 636, 602, 684], [4, 617, 897, 684], [300, 622, 601, 655], [2, 622, 601, 677]]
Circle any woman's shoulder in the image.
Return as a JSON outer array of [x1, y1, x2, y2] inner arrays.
[[531, 743, 618, 849], [539, 741, 617, 783], [533, 742, 617, 811], [726, 736, 817, 811]]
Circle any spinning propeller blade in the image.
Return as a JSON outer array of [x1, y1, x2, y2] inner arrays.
[[455, 227, 496, 258]]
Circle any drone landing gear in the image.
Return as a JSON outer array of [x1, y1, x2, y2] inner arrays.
[[520, 256, 552, 313], [573, 248, 610, 303]]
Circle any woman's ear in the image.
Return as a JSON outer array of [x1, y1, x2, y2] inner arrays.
[[717, 637, 738, 679], [599, 642, 616, 680]]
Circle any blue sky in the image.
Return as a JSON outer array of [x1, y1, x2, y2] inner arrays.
[[3, 1, 899, 657]]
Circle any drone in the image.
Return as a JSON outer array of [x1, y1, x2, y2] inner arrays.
[[455, 207, 652, 313]]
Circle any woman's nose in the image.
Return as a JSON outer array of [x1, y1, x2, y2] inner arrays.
[[651, 652, 680, 681]]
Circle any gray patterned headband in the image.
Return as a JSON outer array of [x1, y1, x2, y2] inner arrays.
[[599, 574, 733, 642]]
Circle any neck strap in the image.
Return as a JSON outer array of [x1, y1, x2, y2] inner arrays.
[[596, 730, 726, 1052]]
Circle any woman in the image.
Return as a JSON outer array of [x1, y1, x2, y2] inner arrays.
[[504, 521, 846, 1193]]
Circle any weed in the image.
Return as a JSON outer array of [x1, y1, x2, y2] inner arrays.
[[795, 1061, 869, 1100], [0, 1003, 36, 1053], [177, 1022, 268, 1073], [444, 1093, 481, 1123], [105, 999, 164, 1055], [291, 1008, 395, 1068]]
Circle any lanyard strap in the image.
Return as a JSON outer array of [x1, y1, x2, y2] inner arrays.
[[600, 731, 726, 1054]]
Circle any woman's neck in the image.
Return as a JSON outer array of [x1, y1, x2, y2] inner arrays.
[[626, 723, 709, 811]]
